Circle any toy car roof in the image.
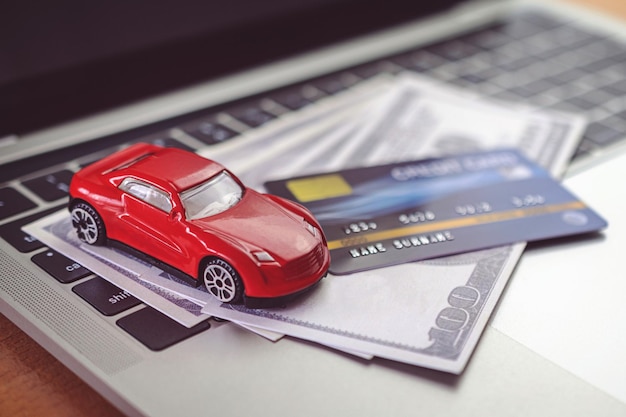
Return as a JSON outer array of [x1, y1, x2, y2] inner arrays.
[[86, 143, 226, 192]]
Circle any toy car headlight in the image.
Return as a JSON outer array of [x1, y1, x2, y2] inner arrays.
[[304, 221, 318, 237], [253, 251, 276, 262]]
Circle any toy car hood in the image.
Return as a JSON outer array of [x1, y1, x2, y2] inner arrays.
[[190, 190, 320, 260]]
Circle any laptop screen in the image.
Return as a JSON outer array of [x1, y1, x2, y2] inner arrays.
[[0, 0, 462, 136]]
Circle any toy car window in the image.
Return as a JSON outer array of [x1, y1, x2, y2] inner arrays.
[[119, 178, 173, 213], [180, 171, 243, 220]]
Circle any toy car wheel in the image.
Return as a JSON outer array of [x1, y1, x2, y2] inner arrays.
[[202, 258, 243, 304], [70, 201, 106, 245]]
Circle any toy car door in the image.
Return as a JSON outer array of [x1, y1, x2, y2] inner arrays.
[[117, 178, 189, 267]]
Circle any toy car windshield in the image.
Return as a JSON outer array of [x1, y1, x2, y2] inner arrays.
[[181, 171, 243, 219]]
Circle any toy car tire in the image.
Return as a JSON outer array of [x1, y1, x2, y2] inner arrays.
[[70, 201, 107, 245], [202, 258, 244, 304]]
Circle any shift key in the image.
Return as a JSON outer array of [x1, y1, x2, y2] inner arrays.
[[73, 276, 141, 316]]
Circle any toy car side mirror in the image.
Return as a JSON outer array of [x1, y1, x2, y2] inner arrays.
[[169, 208, 183, 222]]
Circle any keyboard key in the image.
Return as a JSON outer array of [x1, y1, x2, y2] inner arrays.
[[521, 79, 556, 95], [464, 29, 512, 50], [270, 86, 313, 111], [117, 306, 210, 351], [584, 122, 624, 146], [350, 61, 397, 79], [519, 12, 564, 30], [571, 90, 614, 108], [607, 50, 626, 65], [0, 206, 63, 252], [581, 57, 620, 73], [392, 51, 445, 72], [228, 105, 276, 128], [530, 44, 570, 61], [566, 96, 597, 111], [572, 139, 596, 160], [31, 249, 91, 283], [145, 137, 194, 151], [596, 38, 626, 58], [77, 146, 123, 168], [471, 66, 505, 83], [456, 73, 488, 84], [181, 119, 239, 145], [600, 117, 626, 140], [610, 109, 626, 121], [427, 40, 480, 61], [507, 85, 539, 98], [22, 170, 74, 202], [0, 187, 37, 220], [551, 25, 601, 49], [496, 18, 544, 40], [602, 79, 626, 96], [73, 276, 141, 316], [498, 56, 537, 72], [310, 73, 357, 95], [546, 69, 587, 86]]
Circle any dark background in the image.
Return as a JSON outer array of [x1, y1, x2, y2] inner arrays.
[[0, 0, 460, 136]]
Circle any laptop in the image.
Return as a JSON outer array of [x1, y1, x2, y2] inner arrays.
[[1, 0, 626, 415]]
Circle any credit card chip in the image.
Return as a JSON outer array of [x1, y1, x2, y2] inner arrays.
[[286, 174, 352, 202]]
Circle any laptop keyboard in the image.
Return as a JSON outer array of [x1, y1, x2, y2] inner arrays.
[[1, 11, 625, 351]]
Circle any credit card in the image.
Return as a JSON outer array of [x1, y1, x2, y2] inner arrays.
[[264, 149, 607, 275]]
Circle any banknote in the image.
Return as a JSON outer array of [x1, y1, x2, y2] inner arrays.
[[333, 73, 584, 177], [206, 246, 522, 372]]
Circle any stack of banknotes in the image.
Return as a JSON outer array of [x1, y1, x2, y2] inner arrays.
[[26, 73, 587, 374]]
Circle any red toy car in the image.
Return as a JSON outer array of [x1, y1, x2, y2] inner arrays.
[[69, 143, 330, 307]]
